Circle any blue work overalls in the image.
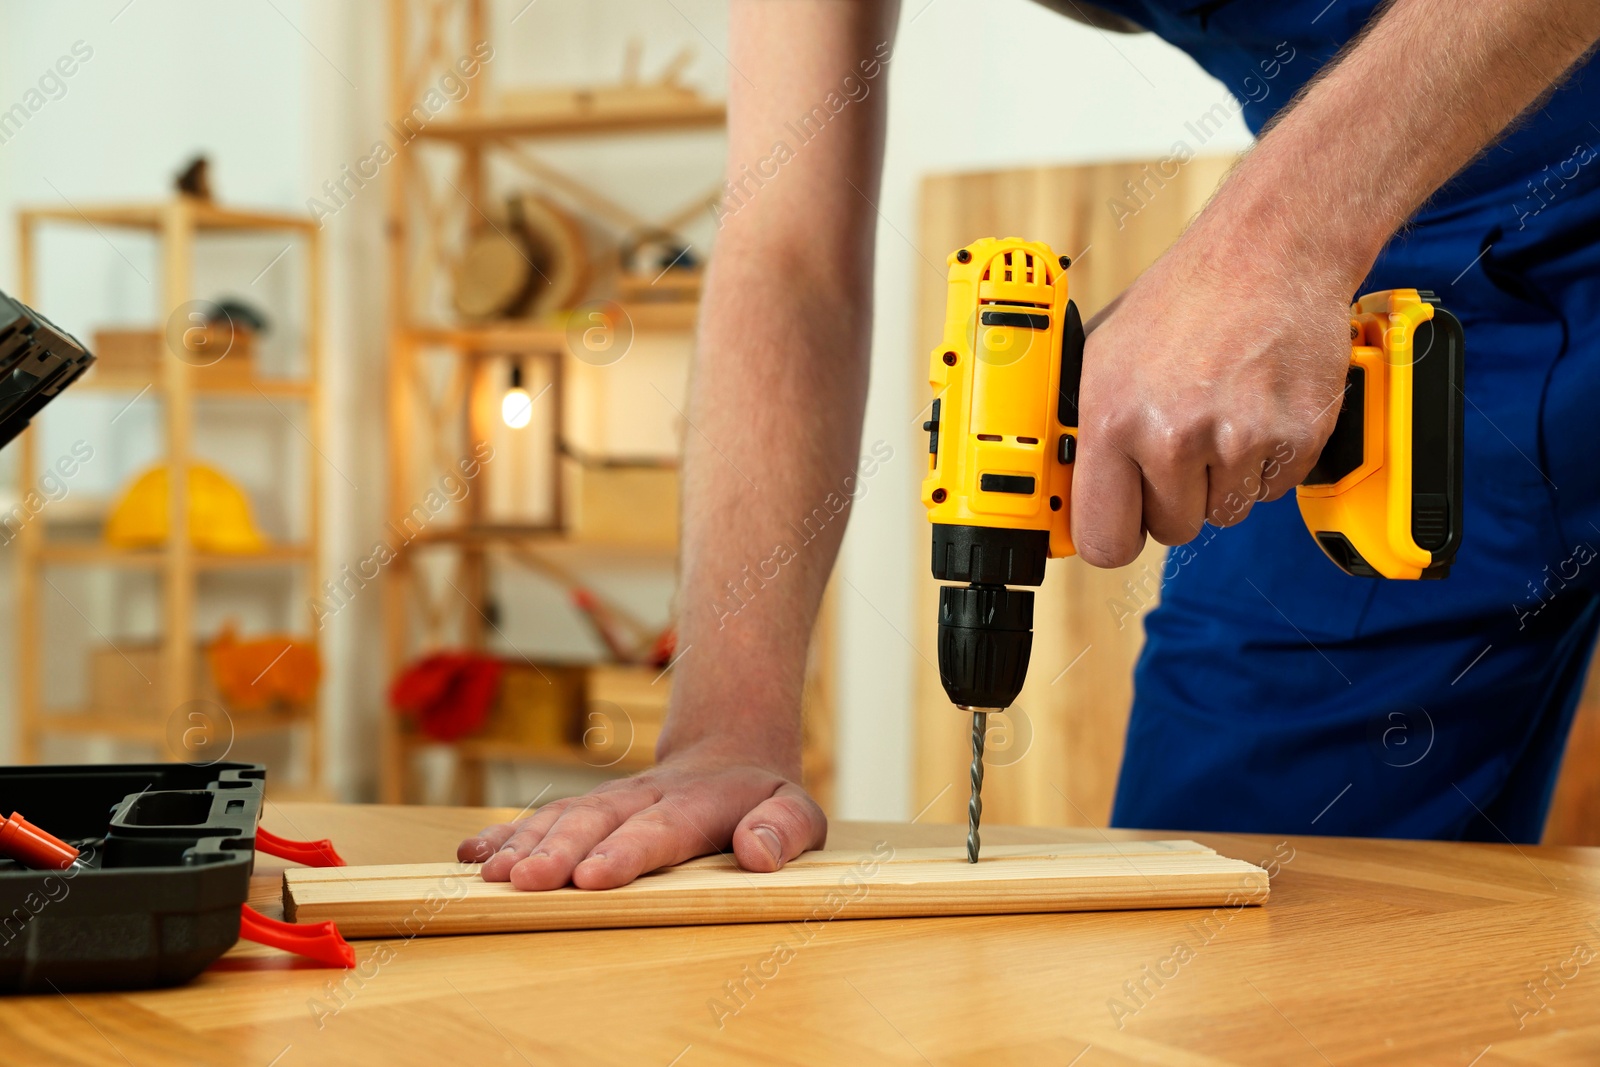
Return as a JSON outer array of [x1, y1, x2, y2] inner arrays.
[[1076, 0, 1600, 841]]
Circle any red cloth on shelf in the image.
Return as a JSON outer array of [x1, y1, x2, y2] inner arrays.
[[388, 653, 504, 742]]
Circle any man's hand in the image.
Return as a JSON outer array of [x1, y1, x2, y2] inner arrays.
[[456, 748, 827, 890], [1069, 0, 1600, 567], [1071, 235, 1356, 567]]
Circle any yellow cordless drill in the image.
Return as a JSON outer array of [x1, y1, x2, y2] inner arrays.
[[921, 236, 1464, 861]]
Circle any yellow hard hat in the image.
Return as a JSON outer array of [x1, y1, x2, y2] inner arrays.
[[105, 464, 266, 553]]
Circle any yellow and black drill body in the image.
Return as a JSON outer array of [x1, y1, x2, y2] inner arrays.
[[922, 236, 1464, 860]]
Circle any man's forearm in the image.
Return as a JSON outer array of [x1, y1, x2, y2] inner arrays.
[[1193, 0, 1600, 285], [660, 0, 900, 767]]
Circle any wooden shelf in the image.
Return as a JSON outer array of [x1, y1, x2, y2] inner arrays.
[[15, 194, 327, 791], [410, 734, 653, 773], [35, 543, 315, 569], [414, 101, 725, 143], [75, 373, 313, 399], [408, 322, 563, 351], [20, 200, 315, 234], [615, 301, 700, 331], [401, 527, 675, 565], [35, 707, 312, 739], [404, 524, 564, 546], [406, 302, 698, 352], [561, 446, 679, 471]]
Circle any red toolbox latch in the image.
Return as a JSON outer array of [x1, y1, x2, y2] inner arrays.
[[246, 827, 352, 966], [256, 826, 346, 867], [240, 904, 355, 968]]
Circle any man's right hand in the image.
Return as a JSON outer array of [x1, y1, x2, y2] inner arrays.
[[456, 747, 827, 890]]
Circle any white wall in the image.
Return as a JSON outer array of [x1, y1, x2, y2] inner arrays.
[[0, 0, 1253, 812]]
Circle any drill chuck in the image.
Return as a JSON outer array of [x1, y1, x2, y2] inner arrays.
[[936, 583, 1034, 710], [931, 522, 1042, 708]]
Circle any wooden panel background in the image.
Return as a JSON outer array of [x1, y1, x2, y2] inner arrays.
[[1544, 678, 1600, 844], [911, 156, 1600, 845]]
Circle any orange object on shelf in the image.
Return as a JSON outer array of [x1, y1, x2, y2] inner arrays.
[[207, 625, 319, 711]]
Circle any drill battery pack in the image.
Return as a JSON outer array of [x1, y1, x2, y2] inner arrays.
[[1297, 290, 1465, 579]]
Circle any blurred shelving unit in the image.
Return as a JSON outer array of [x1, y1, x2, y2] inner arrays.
[[382, 0, 835, 806], [13, 197, 325, 788]]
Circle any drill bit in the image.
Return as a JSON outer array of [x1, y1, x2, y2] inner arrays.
[[967, 709, 987, 863]]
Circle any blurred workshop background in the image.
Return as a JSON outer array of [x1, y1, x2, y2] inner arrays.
[[0, 0, 1593, 840]]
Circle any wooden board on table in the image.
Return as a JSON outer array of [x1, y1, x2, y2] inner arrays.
[[284, 839, 1268, 937]]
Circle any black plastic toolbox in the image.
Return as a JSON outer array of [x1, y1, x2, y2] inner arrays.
[[0, 289, 95, 450], [0, 762, 265, 993]]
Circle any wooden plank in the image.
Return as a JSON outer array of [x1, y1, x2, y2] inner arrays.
[[285, 839, 1268, 936], [287, 840, 1219, 884]]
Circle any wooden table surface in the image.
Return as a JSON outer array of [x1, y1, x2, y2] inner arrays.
[[5, 802, 1600, 1066]]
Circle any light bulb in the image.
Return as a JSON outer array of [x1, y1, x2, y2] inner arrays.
[[501, 361, 532, 428], [501, 387, 532, 428]]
